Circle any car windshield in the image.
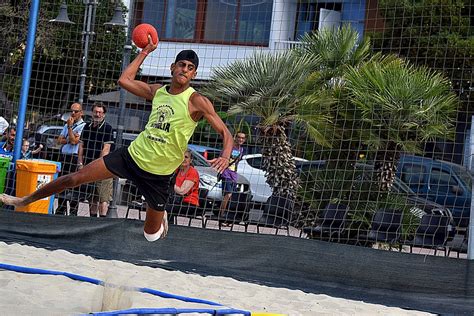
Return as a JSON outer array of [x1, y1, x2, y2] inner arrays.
[[189, 149, 210, 167]]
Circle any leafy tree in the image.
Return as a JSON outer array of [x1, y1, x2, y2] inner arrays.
[[369, 0, 473, 162], [296, 25, 457, 231], [344, 56, 458, 191], [0, 0, 131, 123]]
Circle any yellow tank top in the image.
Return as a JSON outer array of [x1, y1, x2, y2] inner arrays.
[[128, 85, 198, 175]]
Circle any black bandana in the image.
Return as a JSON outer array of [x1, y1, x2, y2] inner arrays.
[[174, 50, 199, 69]]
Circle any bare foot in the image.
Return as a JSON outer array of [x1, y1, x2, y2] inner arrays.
[[0, 194, 27, 207]]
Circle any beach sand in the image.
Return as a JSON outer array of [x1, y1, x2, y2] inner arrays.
[[0, 242, 433, 315]]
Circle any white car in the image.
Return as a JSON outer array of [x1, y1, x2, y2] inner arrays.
[[238, 154, 310, 203]]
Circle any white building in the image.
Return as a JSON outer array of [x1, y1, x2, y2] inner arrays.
[[133, 0, 372, 80]]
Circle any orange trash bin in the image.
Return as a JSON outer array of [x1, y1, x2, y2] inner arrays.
[[15, 159, 57, 214]]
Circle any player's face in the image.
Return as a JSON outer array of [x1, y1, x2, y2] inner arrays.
[[171, 60, 197, 84]]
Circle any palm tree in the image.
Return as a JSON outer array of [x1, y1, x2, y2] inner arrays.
[[295, 25, 372, 85], [295, 25, 373, 167], [344, 56, 458, 191], [203, 51, 333, 199]]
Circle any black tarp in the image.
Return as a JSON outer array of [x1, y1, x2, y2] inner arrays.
[[1, 211, 473, 314]]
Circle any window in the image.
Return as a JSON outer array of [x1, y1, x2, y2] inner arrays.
[[294, 2, 342, 39], [246, 156, 263, 169], [137, 0, 273, 46], [400, 164, 426, 189], [429, 169, 458, 194]]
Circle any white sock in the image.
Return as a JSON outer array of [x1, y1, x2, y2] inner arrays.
[[143, 224, 164, 242]]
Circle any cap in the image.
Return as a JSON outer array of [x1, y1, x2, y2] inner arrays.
[[174, 50, 199, 69]]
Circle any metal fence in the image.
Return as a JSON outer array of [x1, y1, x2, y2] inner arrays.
[[0, 0, 472, 259]]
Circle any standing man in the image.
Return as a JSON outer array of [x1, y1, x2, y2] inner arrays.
[[219, 131, 246, 216], [0, 38, 233, 242], [78, 102, 114, 217], [55, 103, 86, 216], [0, 126, 15, 158]]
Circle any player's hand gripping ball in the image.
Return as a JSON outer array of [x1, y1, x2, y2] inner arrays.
[[132, 23, 159, 48]]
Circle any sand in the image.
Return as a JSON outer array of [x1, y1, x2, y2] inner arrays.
[[0, 242, 433, 315]]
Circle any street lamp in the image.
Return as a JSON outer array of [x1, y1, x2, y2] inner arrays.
[[50, 0, 127, 104], [50, 0, 128, 218]]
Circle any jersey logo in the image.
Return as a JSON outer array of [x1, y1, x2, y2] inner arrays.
[[152, 104, 174, 133]]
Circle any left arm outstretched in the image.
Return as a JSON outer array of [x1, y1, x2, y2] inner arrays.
[[191, 94, 233, 173]]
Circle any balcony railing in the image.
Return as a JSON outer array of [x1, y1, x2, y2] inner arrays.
[[272, 40, 304, 51]]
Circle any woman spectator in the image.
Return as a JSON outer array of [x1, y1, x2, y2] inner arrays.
[[173, 149, 200, 207]]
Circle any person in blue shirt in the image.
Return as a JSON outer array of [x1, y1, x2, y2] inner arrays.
[[0, 126, 16, 158], [55, 103, 86, 216]]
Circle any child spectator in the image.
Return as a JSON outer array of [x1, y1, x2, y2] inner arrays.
[[21, 139, 43, 159]]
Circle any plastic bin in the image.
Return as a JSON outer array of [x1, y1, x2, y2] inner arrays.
[[15, 159, 58, 214], [30, 159, 62, 214], [0, 156, 11, 194]]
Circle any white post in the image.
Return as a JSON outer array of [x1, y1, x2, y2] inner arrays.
[[467, 115, 474, 259]]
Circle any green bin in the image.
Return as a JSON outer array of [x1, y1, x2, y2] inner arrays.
[[0, 156, 12, 194]]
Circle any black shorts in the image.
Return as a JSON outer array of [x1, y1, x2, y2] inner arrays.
[[103, 147, 172, 211]]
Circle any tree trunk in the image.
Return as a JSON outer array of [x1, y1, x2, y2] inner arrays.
[[373, 143, 401, 192], [260, 127, 299, 200]]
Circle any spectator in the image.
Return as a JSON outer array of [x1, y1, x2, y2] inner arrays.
[[21, 139, 43, 159], [55, 103, 86, 216], [219, 131, 246, 216], [0, 126, 16, 158], [173, 149, 200, 207], [78, 102, 114, 217], [0, 116, 8, 137], [0, 126, 16, 202]]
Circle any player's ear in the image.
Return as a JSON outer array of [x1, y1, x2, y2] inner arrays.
[[170, 63, 175, 75], [191, 71, 197, 79]]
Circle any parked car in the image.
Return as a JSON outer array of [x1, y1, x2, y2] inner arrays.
[[238, 153, 326, 202], [187, 144, 221, 160], [28, 125, 64, 160], [396, 154, 472, 224]]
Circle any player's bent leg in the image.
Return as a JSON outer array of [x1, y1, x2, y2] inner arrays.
[[0, 158, 114, 208], [143, 207, 168, 242]]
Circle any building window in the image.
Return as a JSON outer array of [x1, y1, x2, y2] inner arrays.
[[294, 2, 342, 39], [137, 0, 273, 46]]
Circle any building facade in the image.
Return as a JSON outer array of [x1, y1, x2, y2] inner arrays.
[[133, 0, 369, 79]]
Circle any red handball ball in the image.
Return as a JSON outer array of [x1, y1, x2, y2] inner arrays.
[[132, 23, 159, 49]]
